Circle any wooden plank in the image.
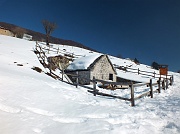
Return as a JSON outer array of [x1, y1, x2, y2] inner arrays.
[[135, 89, 159, 101], [140, 70, 155, 74], [87, 90, 131, 101], [153, 89, 159, 94], [76, 71, 79, 88], [65, 73, 78, 77], [93, 76, 96, 96], [80, 85, 98, 91], [162, 79, 166, 90], [94, 79, 131, 85], [166, 78, 169, 89], [150, 79, 153, 98], [158, 77, 161, 93], [133, 83, 148, 87], [152, 83, 158, 86], [126, 67, 137, 70], [130, 83, 135, 106], [134, 91, 150, 100], [139, 72, 154, 77]]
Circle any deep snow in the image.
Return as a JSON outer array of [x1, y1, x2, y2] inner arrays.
[[0, 35, 180, 134]]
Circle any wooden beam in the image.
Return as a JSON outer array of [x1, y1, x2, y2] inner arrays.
[[150, 79, 153, 98], [130, 83, 135, 106], [134, 91, 150, 100], [87, 90, 131, 101]]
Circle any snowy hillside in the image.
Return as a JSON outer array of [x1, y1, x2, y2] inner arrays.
[[0, 35, 180, 134]]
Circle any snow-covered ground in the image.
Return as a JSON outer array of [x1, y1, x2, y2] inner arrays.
[[0, 35, 180, 134]]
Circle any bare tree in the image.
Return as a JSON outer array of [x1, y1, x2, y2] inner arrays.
[[42, 20, 57, 45], [12, 27, 26, 38], [134, 58, 140, 64], [151, 61, 159, 70]]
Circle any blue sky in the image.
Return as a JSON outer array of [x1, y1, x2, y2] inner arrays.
[[0, 0, 180, 71]]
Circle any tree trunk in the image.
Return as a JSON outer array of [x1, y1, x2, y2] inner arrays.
[[46, 35, 49, 46]]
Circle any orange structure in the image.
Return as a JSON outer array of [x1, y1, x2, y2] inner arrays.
[[159, 65, 168, 76]]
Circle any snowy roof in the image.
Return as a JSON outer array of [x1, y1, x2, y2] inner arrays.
[[67, 54, 102, 70]]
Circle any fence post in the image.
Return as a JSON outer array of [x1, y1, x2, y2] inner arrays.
[[57, 47, 59, 54], [36, 41, 38, 48], [93, 76, 96, 96], [153, 71, 155, 78], [166, 78, 169, 89], [150, 79, 153, 98], [48, 45, 50, 54], [138, 68, 140, 75], [170, 75, 174, 85], [172, 75, 174, 84], [169, 77, 172, 86], [62, 69, 64, 81], [158, 77, 161, 93], [130, 82, 135, 106], [76, 71, 79, 88], [162, 79, 165, 90]]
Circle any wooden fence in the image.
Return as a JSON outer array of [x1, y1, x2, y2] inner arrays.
[[87, 76, 173, 106], [69, 72, 174, 106], [38, 42, 85, 59], [34, 42, 174, 107], [34, 41, 62, 80], [35, 42, 48, 66], [117, 66, 172, 79]]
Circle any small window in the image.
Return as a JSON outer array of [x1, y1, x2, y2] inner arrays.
[[109, 74, 113, 81]]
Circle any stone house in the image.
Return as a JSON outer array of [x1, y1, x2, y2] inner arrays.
[[65, 54, 117, 85], [0, 26, 14, 37]]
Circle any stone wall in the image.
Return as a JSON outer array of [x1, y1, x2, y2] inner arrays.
[[48, 55, 70, 71], [78, 70, 90, 85], [65, 70, 90, 85], [90, 55, 116, 82], [66, 55, 117, 85]]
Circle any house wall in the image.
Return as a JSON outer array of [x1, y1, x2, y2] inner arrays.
[[78, 71, 90, 85], [90, 55, 116, 82], [0, 28, 14, 37], [66, 55, 117, 85], [65, 70, 90, 85]]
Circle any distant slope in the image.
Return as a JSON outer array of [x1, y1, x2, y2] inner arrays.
[[0, 22, 97, 52]]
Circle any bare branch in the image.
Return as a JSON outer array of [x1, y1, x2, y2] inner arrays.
[[42, 20, 57, 45]]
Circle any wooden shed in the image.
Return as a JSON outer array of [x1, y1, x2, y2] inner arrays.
[[66, 54, 117, 85]]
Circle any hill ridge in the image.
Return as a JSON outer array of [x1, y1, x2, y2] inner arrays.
[[0, 21, 97, 52]]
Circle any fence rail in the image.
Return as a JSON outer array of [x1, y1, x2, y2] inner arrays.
[[63, 67, 174, 107], [81, 76, 173, 107], [118, 66, 172, 79], [38, 42, 85, 58]]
